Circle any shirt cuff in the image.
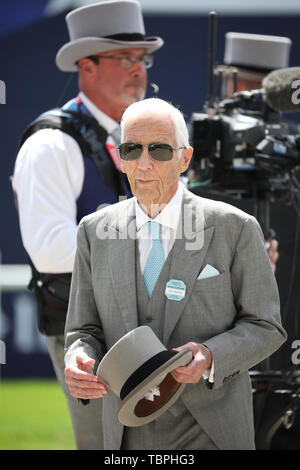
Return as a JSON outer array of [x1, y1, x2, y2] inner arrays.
[[202, 360, 215, 383]]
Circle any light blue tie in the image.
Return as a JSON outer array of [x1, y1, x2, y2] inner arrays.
[[143, 221, 165, 297]]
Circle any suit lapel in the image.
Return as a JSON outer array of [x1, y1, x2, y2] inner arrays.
[[107, 199, 138, 333], [106, 189, 215, 341], [163, 189, 215, 344]]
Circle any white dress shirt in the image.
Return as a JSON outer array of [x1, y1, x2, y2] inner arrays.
[[134, 182, 214, 382], [135, 182, 183, 274], [12, 92, 119, 273]]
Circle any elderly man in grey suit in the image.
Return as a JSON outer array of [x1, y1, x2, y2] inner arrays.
[[64, 97, 287, 450]]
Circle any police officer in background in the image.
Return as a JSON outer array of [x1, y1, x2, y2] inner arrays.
[[219, 32, 291, 98], [12, 0, 163, 450]]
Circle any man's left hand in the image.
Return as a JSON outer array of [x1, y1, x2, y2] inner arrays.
[[170, 342, 212, 384]]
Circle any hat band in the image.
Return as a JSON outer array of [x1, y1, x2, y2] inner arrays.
[[120, 350, 174, 400], [228, 63, 273, 75], [104, 33, 146, 42]]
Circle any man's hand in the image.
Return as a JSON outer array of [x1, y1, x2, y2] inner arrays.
[[267, 238, 279, 273], [170, 342, 212, 384], [65, 354, 108, 399]]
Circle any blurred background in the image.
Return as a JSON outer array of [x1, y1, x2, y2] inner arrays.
[[1, 0, 300, 450]]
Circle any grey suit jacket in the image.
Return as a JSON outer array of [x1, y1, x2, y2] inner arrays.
[[65, 186, 287, 450]]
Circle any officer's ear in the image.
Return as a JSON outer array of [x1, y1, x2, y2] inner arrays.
[[77, 57, 98, 78]]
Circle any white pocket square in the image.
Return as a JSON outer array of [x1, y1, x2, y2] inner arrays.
[[197, 264, 220, 280]]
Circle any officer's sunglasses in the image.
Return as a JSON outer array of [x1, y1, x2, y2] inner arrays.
[[117, 142, 186, 162]]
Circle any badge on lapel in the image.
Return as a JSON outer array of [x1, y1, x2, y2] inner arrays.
[[165, 279, 186, 301]]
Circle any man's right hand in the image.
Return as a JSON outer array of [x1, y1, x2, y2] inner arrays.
[[65, 354, 108, 399]]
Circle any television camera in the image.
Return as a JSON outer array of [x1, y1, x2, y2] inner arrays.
[[187, 15, 300, 235]]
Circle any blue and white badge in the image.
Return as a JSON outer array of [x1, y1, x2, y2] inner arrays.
[[165, 279, 186, 302]]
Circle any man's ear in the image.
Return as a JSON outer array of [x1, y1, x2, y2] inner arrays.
[[180, 146, 193, 174], [120, 160, 126, 174], [77, 57, 96, 77]]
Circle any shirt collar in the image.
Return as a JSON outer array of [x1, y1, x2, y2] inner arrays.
[[135, 182, 183, 232], [79, 91, 119, 136]]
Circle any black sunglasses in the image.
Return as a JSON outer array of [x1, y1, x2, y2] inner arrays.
[[117, 142, 186, 162]]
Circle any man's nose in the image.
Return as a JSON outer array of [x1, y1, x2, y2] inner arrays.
[[137, 146, 153, 170], [130, 59, 146, 76]]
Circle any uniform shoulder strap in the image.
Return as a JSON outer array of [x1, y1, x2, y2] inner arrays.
[[18, 108, 126, 196], [18, 108, 107, 154]]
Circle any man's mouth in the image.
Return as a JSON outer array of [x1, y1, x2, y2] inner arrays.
[[125, 80, 145, 93], [126, 79, 144, 87], [136, 179, 155, 184]]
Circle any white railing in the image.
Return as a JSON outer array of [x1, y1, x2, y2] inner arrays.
[[0, 264, 31, 292], [0, 262, 48, 359]]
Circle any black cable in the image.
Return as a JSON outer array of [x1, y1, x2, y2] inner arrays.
[[291, 175, 300, 335], [282, 179, 300, 327], [55, 72, 75, 108]]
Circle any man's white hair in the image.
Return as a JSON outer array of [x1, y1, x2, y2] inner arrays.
[[120, 98, 190, 151]]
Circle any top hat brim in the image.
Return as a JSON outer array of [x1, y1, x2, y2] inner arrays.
[[118, 348, 193, 427], [56, 36, 164, 72]]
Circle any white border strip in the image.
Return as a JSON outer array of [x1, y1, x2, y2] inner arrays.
[[45, 0, 300, 17]]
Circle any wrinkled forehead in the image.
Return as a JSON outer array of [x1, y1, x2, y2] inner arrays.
[[122, 110, 176, 142]]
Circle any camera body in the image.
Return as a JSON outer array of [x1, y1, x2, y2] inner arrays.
[[188, 89, 300, 204]]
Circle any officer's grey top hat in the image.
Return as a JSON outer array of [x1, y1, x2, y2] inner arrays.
[[96, 326, 193, 427], [56, 0, 164, 72], [223, 32, 291, 74]]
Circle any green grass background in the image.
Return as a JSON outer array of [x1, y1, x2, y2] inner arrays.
[[0, 379, 76, 450]]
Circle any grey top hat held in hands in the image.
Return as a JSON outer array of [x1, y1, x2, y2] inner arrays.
[[56, 0, 164, 72], [97, 326, 193, 427]]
